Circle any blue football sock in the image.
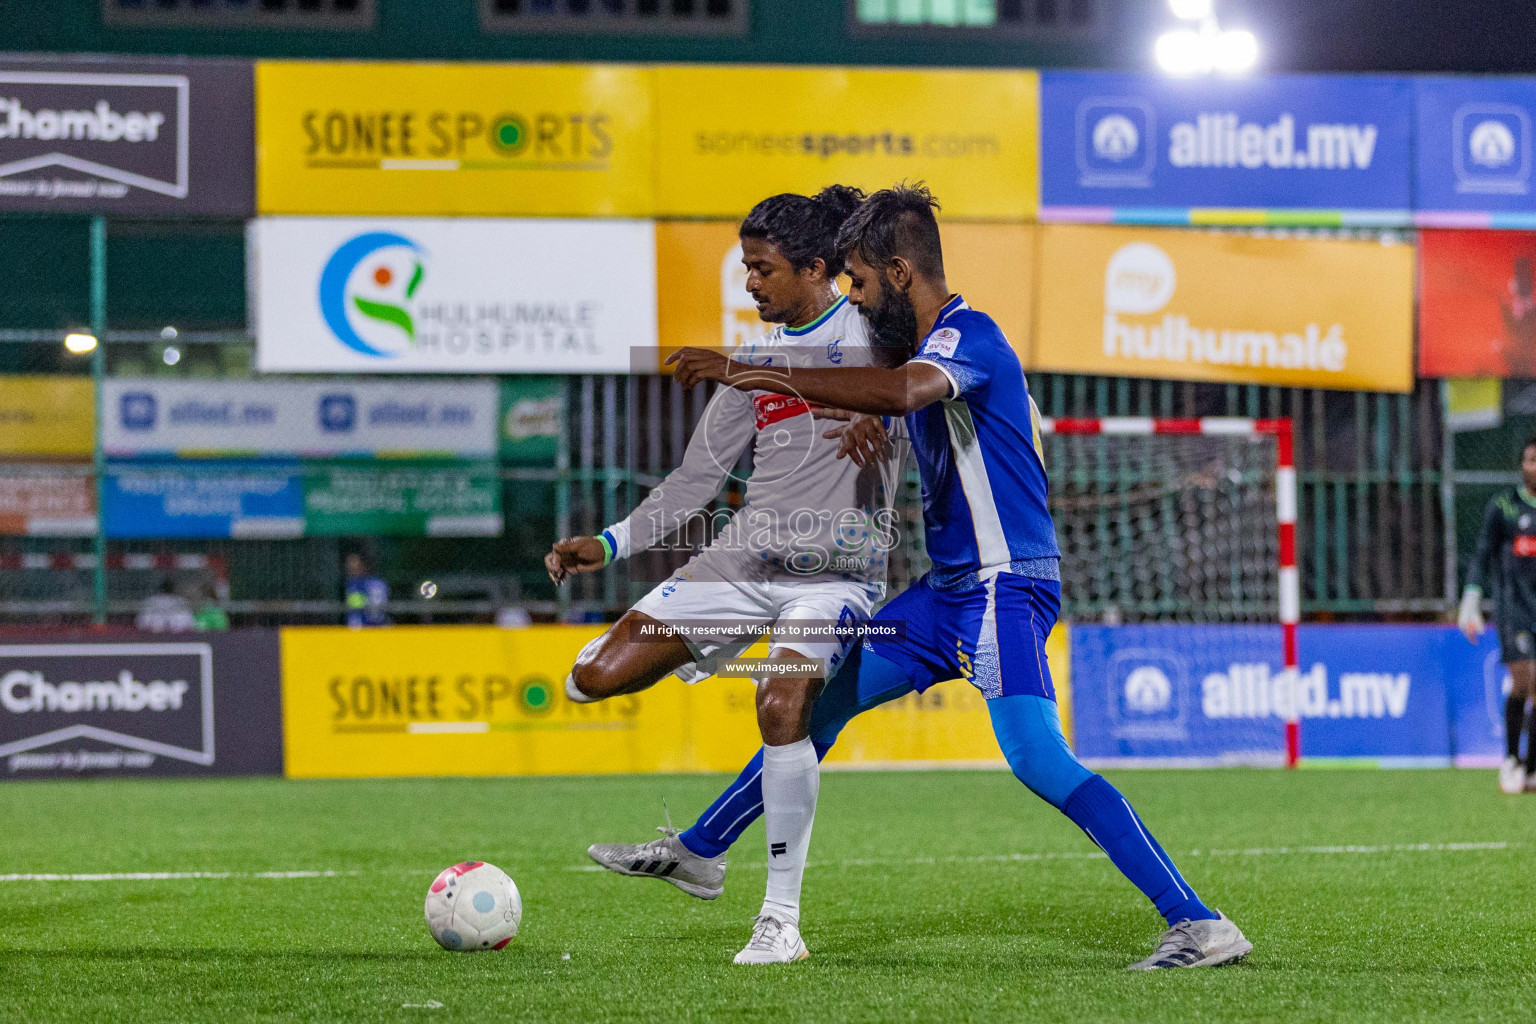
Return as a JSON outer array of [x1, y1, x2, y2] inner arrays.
[[678, 742, 831, 858], [985, 695, 1214, 927], [1062, 774, 1218, 926]]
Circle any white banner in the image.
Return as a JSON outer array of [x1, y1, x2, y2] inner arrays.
[[251, 217, 656, 373], [102, 379, 498, 457]]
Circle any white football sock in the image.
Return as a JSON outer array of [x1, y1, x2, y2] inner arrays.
[[564, 636, 605, 703], [564, 674, 597, 703], [759, 736, 820, 926]]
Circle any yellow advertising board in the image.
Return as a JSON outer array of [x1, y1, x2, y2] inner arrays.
[[255, 61, 654, 216], [280, 624, 1071, 779], [0, 376, 93, 457], [655, 221, 1035, 365], [654, 66, 1038, 220], [1032, 224, 1415, 392]]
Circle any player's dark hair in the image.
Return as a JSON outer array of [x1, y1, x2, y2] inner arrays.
[[835, 181, 945, 280], [1523, 434, 1536, 456], [738, 185, 866, 278]]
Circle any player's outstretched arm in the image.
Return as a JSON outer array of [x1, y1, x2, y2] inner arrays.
[[668, 347, 950, 417], [545, 536, 607, 585]]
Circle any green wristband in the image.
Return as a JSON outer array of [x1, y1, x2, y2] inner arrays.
[[597, 533, 615, 567]]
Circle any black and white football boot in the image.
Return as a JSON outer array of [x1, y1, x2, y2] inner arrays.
[[587, 826, 726, 900], [1127, 911, 1252, 970]]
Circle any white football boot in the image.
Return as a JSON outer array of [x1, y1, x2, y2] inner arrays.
[[1500, 756, 1526, 795], [733, 913, 810, 965], [1128, 911, 1252, 970], [587, 827, 726, 900]]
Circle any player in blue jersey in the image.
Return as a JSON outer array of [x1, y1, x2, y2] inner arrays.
[[666, 184, 1251, 970]]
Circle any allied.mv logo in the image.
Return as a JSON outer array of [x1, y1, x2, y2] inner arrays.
[[1453, 103, 1530, 195], [1093, 114, 1140, 162], [1469, 120, 1516, 168], [1107, 648, 1187, 739], [318, 394, 357, 433], [1076, 98, 1156, 188], [318, 232, 427, 358], [1122, 666, 1173, 715], [119, 391, 157, 431]]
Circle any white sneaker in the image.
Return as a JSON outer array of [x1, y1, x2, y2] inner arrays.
[[733, 913, 810, 965], [1128, 911, 1252, 970], [1500, 756, 1526, 795], [587, 827, 726, 900]]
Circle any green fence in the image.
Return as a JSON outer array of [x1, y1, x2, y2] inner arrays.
[[0, 216, 1461, 625]]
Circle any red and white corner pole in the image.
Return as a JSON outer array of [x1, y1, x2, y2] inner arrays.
[[1270, 420, 1301, 767]]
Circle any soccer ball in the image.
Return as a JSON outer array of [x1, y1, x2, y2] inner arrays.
[[424, 861, 522, 951]]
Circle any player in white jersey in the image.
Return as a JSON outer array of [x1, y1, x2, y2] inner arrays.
[[545, 186, 903, 964]]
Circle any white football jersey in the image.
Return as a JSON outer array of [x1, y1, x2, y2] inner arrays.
[[605, 296, 905, 589]]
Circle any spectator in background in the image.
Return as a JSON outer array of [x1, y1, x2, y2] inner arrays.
[[1501, 256, 1536, 375], [194, 580, 229, 632], [345, 553, 389, 628], [136, 578, 196, 633]]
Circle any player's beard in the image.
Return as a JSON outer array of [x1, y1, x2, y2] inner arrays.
[[861, 286, 919, 366]]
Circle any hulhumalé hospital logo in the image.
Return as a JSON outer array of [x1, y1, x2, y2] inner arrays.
[[318, 232, 426, 358]]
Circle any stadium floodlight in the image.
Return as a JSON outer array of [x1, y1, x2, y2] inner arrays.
[[1157, 1, 1257, 78], [1155, 28, 1214, 75], [1167, 0, 1213, 20], [162, 345, 182, 366], [160, 325, 179, 341], [1212, 29, 1259, 73], [63, 332, 98, 354]]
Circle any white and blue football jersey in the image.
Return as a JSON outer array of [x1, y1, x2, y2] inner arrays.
[[905, 295, 1060, 590]]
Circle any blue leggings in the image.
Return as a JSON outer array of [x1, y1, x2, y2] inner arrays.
[[679, 644, 1215, 926], [680, 645, 1090, 857]]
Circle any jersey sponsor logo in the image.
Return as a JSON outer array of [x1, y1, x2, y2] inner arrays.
[[752, 393, 812, 430], [1514, 535, 1536, 557], [922, 327, 961, 360]]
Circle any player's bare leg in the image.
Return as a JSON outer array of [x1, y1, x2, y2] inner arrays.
[[736, 649, 823, 965], [565, 610, 694, 703], [1505, 660, 1535, 793]]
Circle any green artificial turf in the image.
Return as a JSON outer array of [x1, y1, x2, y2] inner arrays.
[[2, 768, 1533, 1023]]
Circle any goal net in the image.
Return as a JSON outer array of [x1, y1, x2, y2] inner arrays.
[[1043, 420, 1282, 624], [1041, 418, 1300, 766]]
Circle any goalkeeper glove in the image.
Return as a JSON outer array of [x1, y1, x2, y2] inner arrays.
[[1458, 587, 1485, 642]]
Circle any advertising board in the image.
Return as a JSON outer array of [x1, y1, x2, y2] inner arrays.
[[252, 217, 656, 374], [0, 55, 253, 215], [1039, 71, 1412, 225], [1, 632, 282, 778], [1033, 224, 1414, 391]]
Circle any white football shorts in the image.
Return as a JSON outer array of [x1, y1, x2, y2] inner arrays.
[[630, 553, 879, 685]]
